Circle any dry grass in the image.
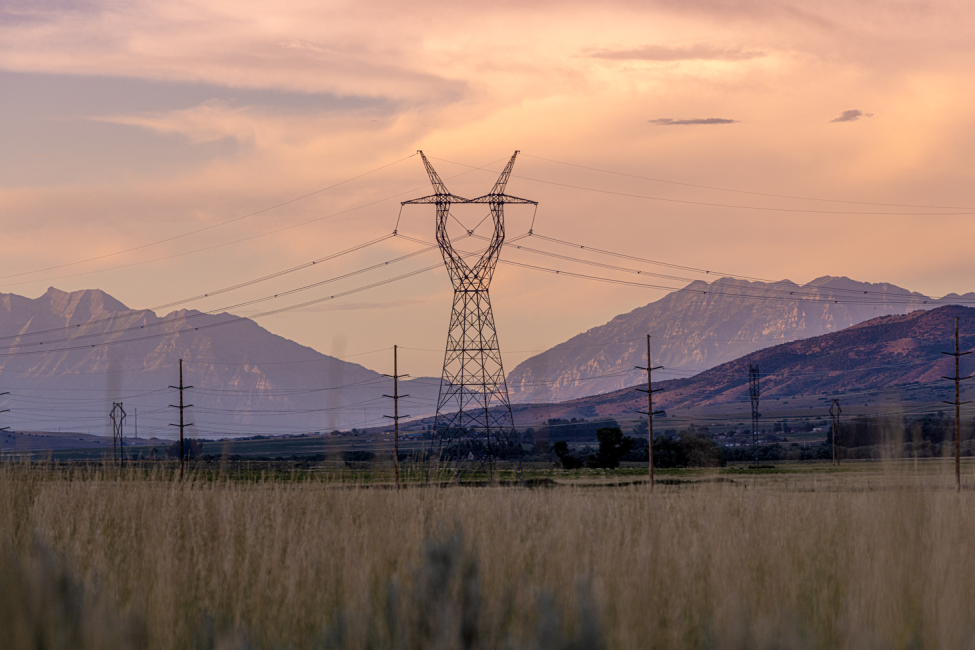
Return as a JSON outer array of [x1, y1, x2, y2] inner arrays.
[[2, 463, 975, 649]]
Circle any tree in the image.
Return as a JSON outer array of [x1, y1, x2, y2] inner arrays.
[[166, 438, 202, 460], [585, 427, 633, 469], [552, 441, 585, 469]]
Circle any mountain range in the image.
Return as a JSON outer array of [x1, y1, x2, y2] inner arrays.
[[0, 287, 439, 438], [2, 275, 972, 441], [507, 276, 975, 403], [506, 304, 975, 427]]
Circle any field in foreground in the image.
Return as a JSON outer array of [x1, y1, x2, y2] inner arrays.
[[2, 462, 975, 649]]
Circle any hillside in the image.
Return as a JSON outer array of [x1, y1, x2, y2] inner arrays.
[[519, 304, 975, 423], [507, 275, 974, 403], [0, 287, 438, 439]]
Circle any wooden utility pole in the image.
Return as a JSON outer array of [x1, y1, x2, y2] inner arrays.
[[383, 345, 409, 489], [0, 392, 9, 464], [635, 335, 664, 490], [169, 359, 194, 479], [829, 399, 842, 466], [943, 316, 971, 491]]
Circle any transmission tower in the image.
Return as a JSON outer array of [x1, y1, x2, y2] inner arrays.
[[942, 316, 972, 491], [110, 402, 126, 466], [169, 359, 194, 478], [402, 151, 536, 465], [383, 345, 410, 489], [0, 391, 9, 464], [748, 364, 760, 446], [829, 399, 842, 466], [635, 335, 664, 490]]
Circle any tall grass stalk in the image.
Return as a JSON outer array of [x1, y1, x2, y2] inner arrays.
[[1, 462, 973, 649]]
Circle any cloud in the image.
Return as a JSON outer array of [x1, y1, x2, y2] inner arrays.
[[830, 109, 874, 122], [592, 44, 764, 62], [93, 100, 258, 145], [649, 117, 739, 125]]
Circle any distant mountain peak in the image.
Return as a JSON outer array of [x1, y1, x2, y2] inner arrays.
[[39, 286, 131, 318]]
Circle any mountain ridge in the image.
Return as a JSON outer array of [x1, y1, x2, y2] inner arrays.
[[513, 304, 975, 424], [0, 287, 439, 438], [507, 275, 975, 404]]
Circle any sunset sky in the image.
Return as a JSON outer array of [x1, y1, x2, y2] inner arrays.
[[2, 0, 974, 376]]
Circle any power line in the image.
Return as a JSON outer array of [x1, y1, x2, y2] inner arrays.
[[0, 154, 505, 291], [527, 232, 964, 302], [0, 240, 443, 352], [429, 155, 975, 216], [520, 153, 975, 211], [0, 234, 396, 344], [398, 232, 970, 307], [0, 153, 419, 283]]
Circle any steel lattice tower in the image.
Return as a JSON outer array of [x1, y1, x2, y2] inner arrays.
[[748, 364, 760, 446], [110, 401, 126, 466], [402, 151, 536, 459]]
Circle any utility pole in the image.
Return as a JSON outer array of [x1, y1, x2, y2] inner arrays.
[[383, 345, 410, 489], [110, 402, 126, 467], [829, 399, 842, 466], [169, 359, 194, 479], [635, 335, 664, 491], [0, 392, 9, 464], [749, 364, 761, 447], [942, 316, 971, 491]]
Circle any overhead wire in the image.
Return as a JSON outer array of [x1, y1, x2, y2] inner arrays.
[[429, 155, 975, 216], [0, 240, 443, 352], [0, 152, 420, 283], [520, 153, 975, 211]]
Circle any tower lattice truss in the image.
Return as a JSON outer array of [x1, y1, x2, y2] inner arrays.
[[402, 151, 536, 456]]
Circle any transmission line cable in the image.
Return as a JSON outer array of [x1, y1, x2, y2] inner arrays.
[[524, 232, 969, 303], [0, 238, 510, 358], [520, 153, 975, 211], [428, 155, 975, 216], [0, 240, 442, 351], [0, 234, 397, 344], [0, 153, 420, 283]]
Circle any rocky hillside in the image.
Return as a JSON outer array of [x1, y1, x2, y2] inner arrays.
[[0, 287, 438, 438], [519, 304, 975, 422], [507, 276, 975, 403]]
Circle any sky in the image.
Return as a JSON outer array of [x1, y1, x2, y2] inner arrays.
[[2, 0, 975, 378]]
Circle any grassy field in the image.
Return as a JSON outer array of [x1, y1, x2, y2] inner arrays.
[[3, 459, 975, 649]]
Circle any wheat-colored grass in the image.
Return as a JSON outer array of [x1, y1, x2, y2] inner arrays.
[[2, 463, 975, 649]]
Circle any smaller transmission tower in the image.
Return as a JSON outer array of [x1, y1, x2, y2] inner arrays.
[[383, 345, 410, 489], [0, 391, 9, 464], [169, 359, 194, 479], [635, 335, 664, 490], [829, 399, 842, 465], [110, 402, 126, 467], [748, 364, 760, 446], [942, 316, 972, 491]]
